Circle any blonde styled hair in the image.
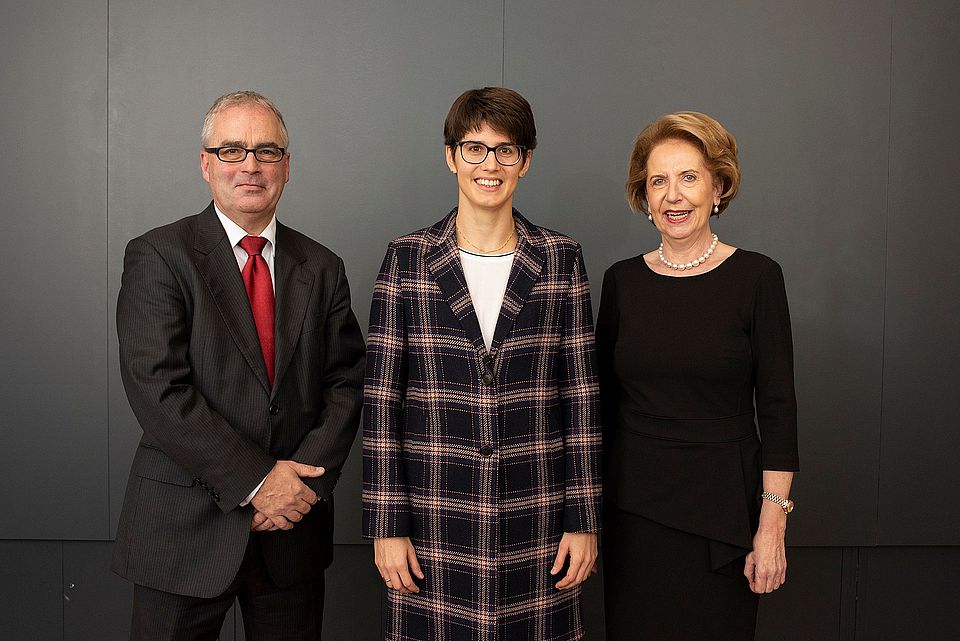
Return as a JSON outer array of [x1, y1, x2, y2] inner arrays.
[[625, 111, 740, 215]]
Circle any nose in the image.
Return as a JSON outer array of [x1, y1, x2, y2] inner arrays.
[[239, 151, 262, 172], [480, 149, 500, 170], [666, 178, 682, 202]]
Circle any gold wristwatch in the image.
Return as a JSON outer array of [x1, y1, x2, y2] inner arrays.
[[761, 491, 794, 514]]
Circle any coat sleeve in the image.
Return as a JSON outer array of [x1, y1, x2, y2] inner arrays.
[[557, 247, 603, 533], [117, 236, 276, 512], [362, 243, 411, 538], [291, 256, 366, 500]]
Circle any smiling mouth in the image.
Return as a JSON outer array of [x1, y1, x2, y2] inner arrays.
[[475, 178, 502, 188], [664, 210, 691, 223]]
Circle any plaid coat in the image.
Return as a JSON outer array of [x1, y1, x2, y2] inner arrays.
[[363, 210, 602, 641]]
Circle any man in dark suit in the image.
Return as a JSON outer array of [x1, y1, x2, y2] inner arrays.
[[112, 90, 365, 640]]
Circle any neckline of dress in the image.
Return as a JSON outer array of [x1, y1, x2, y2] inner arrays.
[[458, 248, 516, 258], [642, 248, 740, 279]]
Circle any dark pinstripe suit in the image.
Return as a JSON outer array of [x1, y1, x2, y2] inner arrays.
[[112, 203, 365, 600]]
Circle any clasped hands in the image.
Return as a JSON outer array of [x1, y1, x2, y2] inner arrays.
[[374, 532, 597, 593], [249, 460, 324, 532]]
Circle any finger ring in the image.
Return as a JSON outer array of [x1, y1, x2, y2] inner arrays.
[[384, 579, 392, 584]]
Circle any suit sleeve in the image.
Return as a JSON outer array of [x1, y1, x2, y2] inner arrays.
[[557, 247, 603, 533], [290, 256, 366, 500], [361, 243, 411, 538], [117, 236, 275, 512]]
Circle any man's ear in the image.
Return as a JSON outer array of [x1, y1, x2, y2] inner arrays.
[[200, 151, 211, 183]]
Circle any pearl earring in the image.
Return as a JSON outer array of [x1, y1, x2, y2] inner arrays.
[[713, 204, 719, 214], [647, 213, 653, 222]]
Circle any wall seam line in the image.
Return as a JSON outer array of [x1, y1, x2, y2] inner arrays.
[[875, 0, 895, 550], [501, 0, 505, 84], [105, 0, 113, 540]]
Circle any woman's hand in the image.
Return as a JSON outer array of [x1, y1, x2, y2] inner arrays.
[[374, 537, 424, 594], [746, 470, 794, 593], [744, 509, 787, 593], [551, 532, 598, 590]]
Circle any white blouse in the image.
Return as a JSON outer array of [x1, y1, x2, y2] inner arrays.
[[459, 249, 515, 352]]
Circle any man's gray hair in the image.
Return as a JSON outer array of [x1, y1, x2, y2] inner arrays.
[[200, 90, 289, 148]]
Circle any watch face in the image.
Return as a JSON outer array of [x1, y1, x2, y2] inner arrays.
[[784, 500, 794, 514]]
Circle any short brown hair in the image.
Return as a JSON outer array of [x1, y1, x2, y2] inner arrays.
[[443, 87, 537, 152], [625, 111, 740, 215], [201, 90, 289, 148]]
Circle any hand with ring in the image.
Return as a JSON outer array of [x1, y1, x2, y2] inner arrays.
[[374, 537, 423, 593]]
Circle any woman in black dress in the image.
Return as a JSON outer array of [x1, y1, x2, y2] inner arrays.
[[597, 112, 799, 640]]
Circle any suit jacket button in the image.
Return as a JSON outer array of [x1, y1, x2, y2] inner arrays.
[[481, 373, 494, 386], [268, 404, 280, 415], [479, 445, 494, 457]]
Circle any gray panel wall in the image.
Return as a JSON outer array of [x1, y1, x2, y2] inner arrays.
[[880, 0, 960, 545], [1, 0, 109, 541], [2, 0, 959, 638], [503, 0, 891, 547]]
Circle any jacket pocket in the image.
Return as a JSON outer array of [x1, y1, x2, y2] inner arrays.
[[133, 444, 196, 487]]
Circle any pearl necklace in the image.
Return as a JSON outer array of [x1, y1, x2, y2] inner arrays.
[[658, 234, 719, 271], [457, 225, 516, 254]]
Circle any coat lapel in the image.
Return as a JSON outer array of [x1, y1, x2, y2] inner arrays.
[[489, 211, 545, 354], [272, 223, 313, 396], [193, 204, 272, 393], [425, 210, 487, 357]]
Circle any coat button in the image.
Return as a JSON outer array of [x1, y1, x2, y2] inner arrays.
[[481, 373, 494, 386], [479, 445, 494, 457], [268, 404, 280, 415]]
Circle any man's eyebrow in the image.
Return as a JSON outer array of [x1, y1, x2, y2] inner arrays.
[[214, 140, 246, 148]]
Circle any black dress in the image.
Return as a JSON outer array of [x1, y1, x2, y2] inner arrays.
[[596, 249, 799, 641]]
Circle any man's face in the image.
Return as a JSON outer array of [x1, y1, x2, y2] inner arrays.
[[200, 104, 290, 227]]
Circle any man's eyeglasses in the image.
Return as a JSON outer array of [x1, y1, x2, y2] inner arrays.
[[455, 141, 526, 166], [204, 146, 287, 163]]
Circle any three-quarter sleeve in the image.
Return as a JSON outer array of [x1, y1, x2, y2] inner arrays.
[[751, 261, 800, 471], [596, 266, 621, 437]]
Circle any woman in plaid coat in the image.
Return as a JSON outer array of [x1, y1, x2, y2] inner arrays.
[[362, 88, 602, 641]]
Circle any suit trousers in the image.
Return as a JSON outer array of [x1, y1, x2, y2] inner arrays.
[[130, 534, 325, 641]]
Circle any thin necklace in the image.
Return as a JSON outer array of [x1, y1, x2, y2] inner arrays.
[[458, 225, 516, 254], [658, 233, 719, 271]]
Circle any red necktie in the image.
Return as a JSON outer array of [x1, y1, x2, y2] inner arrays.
[[239, 236, 275, 386]]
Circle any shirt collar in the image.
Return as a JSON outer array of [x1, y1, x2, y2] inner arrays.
[[214, 204, 277, 249]]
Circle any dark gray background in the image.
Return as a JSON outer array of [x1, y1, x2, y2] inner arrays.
[[1, 0, 957, 639]]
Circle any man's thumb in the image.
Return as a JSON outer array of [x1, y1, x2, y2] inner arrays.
[[289, 462, 325, 477]]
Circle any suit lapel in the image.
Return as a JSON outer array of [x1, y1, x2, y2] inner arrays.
[[425, 211, 487, 357], [193, 204, 272, 393], [489, 211, 545, 354], [272, 223, 313, 396]]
